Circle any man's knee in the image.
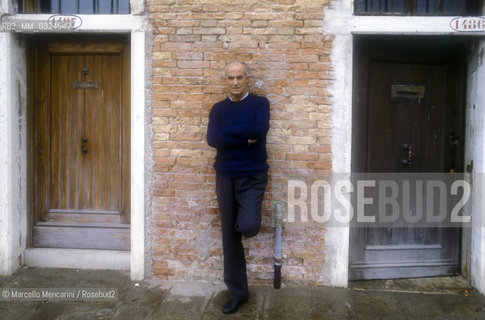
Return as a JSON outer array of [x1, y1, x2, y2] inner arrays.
[[236, 221, 261, 238]]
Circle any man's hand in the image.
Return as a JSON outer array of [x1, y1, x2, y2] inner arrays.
[[248, 139, 258, 145]]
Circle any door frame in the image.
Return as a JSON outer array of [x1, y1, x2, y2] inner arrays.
[[319, 3, 485, 292], [0, 19, 148, 280], [350, 35, 469, 280], [23, 30, 147, 280]]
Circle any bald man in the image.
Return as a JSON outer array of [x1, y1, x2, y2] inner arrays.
[[207, 61, 270, 314]]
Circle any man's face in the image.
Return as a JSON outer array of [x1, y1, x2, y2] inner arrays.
[[225, 63, 248, 101]]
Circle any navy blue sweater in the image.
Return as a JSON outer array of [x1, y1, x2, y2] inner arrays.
[[207, 94, 270, 177]]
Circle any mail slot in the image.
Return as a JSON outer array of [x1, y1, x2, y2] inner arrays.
[[73, 81, 98, 89], [391, 84, 425, 100]]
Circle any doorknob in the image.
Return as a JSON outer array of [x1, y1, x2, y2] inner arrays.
[[81, 137, 88, 154]]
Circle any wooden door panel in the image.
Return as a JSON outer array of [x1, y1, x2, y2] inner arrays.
[[50, 55, 84, 211], [367, 62, 414, 172], [34, 44, 51, 223], [350, 37, 466, 280], [366, 63, 447, 173], [49, 54, 123, 214], [31, 40, 130, 250], [83, 54, 99, 211], [32, 224, 129, 250], [84, 54, 123, 213]]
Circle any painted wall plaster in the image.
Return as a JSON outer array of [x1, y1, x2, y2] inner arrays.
[[144, 22, 154, 280], [0, 32, 27, 275], [0, 0, 12, 14], [0, 33, 13, 275], [322, 33, 353, 287], [466, 39, 485, 293], [322, 0, 354, 288], [131, 29, 147, 281], [131, 0, 144, 15]]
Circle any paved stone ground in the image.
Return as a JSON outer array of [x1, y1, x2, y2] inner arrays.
[[1, 267, 485, 319]]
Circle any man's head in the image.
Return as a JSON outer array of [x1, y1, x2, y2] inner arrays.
[[224, 61, 250, 102]]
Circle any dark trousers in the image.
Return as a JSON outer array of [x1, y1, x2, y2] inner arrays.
[[216, 172, 268, 301]]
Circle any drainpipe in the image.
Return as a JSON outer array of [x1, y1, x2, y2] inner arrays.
[[273, 202, 283, 289]]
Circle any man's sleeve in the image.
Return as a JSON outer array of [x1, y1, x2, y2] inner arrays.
[[221, 97, 270, 140], [207, 106, 248, 150]]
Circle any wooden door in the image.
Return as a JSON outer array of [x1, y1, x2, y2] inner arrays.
[[350, 37, 467, 280], [31, 41, 130, 250]]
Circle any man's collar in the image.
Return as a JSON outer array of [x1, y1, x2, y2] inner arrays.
[[229, 92, 249, 102]]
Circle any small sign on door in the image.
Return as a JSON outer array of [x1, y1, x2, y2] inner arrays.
[[73, 81, 98, 89], [391, 84, 425, 100]]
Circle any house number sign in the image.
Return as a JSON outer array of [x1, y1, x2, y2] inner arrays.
[[451, 17, 485, 32]]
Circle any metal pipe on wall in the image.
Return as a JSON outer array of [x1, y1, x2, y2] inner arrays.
[[273, 202, 283, 289]]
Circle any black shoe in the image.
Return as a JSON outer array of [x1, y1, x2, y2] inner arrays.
[[222, 298, 247, 314]]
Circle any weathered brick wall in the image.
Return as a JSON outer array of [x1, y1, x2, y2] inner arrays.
[[148, 0, 333, 285]]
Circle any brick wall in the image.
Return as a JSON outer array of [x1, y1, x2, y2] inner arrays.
[[148, 0, 333, 285]]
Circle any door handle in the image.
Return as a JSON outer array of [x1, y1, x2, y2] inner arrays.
[[401, 143, 412, 168], [81, 137, 88, 154]]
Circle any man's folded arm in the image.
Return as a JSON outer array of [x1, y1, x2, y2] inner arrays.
[[207, 110, 248, 149], [222, 99, 270, 139]]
